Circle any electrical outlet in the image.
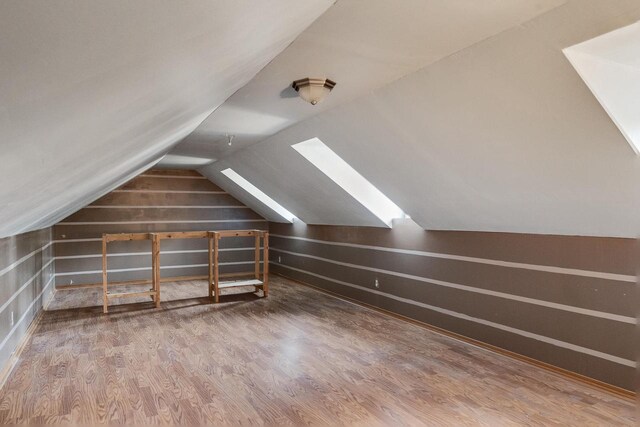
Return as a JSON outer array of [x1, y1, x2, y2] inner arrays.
[[374, 278, 379, 288], [278, 256, 282, 263], [10, 311, 14, 326]]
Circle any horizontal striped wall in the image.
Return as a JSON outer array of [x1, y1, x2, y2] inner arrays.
[[0, 228, 54, 374], [269, 220, 636, 392], [54, 169, 266, 286]]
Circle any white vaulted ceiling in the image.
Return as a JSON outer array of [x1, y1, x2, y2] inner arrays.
[[2, 0, 638, 239], [199, 0, 640, 237], [0, 0, 333, 239], [169, 0, 565, 165]]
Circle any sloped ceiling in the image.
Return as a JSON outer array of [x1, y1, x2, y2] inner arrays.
[[200, 0, 640, 237], [0, 0, 333, 239], [3, 0, 637, 239], [167, 0, 565, 166]]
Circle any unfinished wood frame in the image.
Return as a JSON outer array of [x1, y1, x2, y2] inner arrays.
[[209, 230, 269, 303], [102, 233, 158, 313], [101, 230, 269, 312], [148, 231, 209, 308]]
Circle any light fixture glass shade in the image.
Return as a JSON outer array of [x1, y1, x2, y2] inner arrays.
[[292, 78, 336, 105]]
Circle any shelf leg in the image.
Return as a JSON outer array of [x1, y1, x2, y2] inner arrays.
[[102, 235, 108, 314], [208, 234, 214, 300], [214, 233, 220, 303], [153, 234, 161, 308], [263, 232, 269, 298]]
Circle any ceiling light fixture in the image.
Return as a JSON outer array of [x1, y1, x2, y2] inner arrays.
[[292, 78, 336, 105]]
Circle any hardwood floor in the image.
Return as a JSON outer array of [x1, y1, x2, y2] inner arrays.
[[0, 276, 633, 425]]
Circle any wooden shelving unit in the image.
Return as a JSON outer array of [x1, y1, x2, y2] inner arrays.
[[102, 232, 160, 314], [208, 230, 269, 303], [101, 229, 269, 313]]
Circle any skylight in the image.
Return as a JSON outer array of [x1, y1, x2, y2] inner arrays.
[[221, 168, 297, 223], [563, 22, 640, 154], [292, 137, 405, 227]]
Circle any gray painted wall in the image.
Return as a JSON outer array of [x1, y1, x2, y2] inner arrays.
[[0, 228, 54, 376], [269, 220, 635, 391], [54, 170, 266, 287]]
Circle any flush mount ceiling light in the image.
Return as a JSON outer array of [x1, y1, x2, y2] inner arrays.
[[291, 78, 336, 105]]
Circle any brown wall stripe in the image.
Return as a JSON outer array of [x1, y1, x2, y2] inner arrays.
[[270, 220, 633, 275], [112, 190, 226, 194], [65, 207, 260, 222], [138, 173, 207, 179], [92, 192, 243, 206], [54, 221, 267, 240], [269, 233, 633, 283], [83, 206, 250, 209], [58, 220, 266, 225]]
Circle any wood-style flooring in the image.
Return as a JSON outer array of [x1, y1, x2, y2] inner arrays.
[[0, 276, 634, 425]]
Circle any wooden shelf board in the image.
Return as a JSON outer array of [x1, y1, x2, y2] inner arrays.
[[218, 279, 263, 289], [107, 290, 156, 299]]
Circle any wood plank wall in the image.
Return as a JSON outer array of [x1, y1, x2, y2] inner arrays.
[[54, 169, 267, 287], [0, 228, 54, 373], [269, 219, 635, 392]]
